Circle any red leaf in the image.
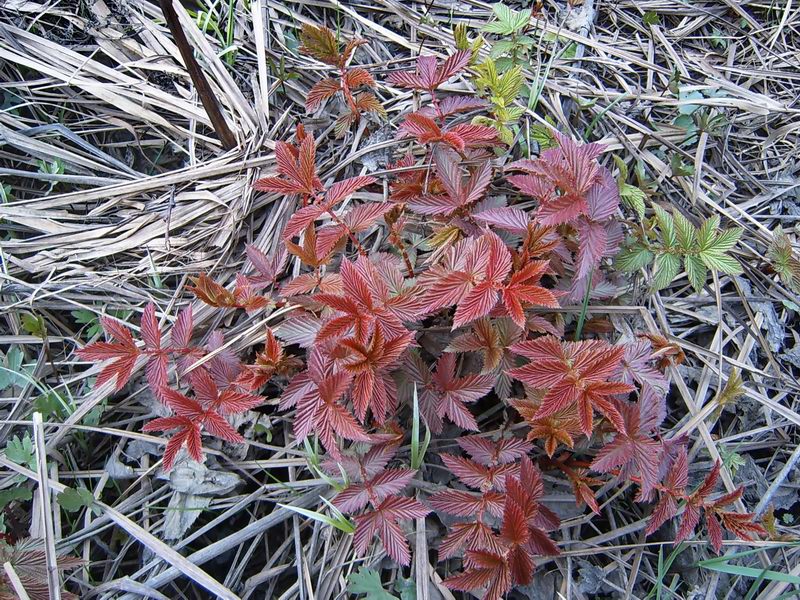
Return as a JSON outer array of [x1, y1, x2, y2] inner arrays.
[[305, 78, 340, 112], [387, 50, 470, 91], [76, 315, 141, 391], [445, 550, 512, 599], [429, 489, 505, 518], [419, 96, 486, 118], [324, 175, 376, 206], [473, 206, 531, 234], [456, 435, 533, 466], [333, 468, 415, 513], [440, 453, 518, 492], [171, 306, 194, 349], [352, 496, 429, 565], [245, 244, 287, 287], [707, 513, 724, 553], [202, 410, 244, 443]]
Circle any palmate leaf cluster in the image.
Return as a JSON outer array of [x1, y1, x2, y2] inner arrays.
[[70, 19, 763, 600], [481, 3, 535, 71], [767, 225, 800, 293], [617, 204, 743, 292], [472, 61, 526, 145]]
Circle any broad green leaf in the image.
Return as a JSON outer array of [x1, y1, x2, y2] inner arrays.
[[0, 487, 32, 509], [651, 252, 681, 290], [488, 40, 515, 59], [670, 153, 695, 176], [491, 2, 515, 25], [697, 215, 720, 249], [497, 65, 523, 101], [673, 212, 696, 252], [5, 433, 34, 468], [395, 577, 416, 600], [705, 227, 742, 254], [616, 245, 654, 272], [529, 123, 556, 150], [652, 204, 676, 248], [348, 567, 398, 599], [685, 254, 707, 292], [698, 251, 742, 275], [678, 90, 704, 115], [0, 347, 32, 391], [21, 313, 46, 338], [619, 183, 646, 220], [57, 487, 95, 512], [643, 11, 659, 25], [513, 9, 532, 32]]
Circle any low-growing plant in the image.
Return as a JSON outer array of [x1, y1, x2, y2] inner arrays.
[[74, 27, 763, 600], [299, 24, 385, 136]]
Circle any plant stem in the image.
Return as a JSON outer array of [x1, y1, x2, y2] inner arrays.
[[574, 268, 593, 340]]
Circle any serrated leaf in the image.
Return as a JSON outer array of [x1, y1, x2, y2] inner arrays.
[[673, 212, 696, 252], [619, 183, 646, 220], [613, 155, 628, 182], [616, 245, 654, 272], [5, 433, 34, 468], [697, 215, 720, 249], [651, 252, 681, 290], [57, 487, 95, 512], [652, 205, 676, 248], [21, 313, 46, 338], [488, 40, 515, 58], [704, 227, 742, 254], [685, 254, 707, 292], [698, 251, 742, 275], [348, 567, 398, 599], [0, 487, 32, 509]]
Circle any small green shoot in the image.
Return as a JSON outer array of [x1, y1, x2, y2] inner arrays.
[[410, 384, 431, 470], [347, 567, 399, 599], [277, 497, 355, 534]]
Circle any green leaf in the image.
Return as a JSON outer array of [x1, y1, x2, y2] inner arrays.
[[652, 204, 676, 248], [696, 215, 719, 249], [488, 40, 516, 59], [348, 568, 398, 599], [0, 347, 33, 391], [619, 183, 646, 220], [57, 487, 95, 512], [5, 433, 34, 469], [670, 153, 694, 176], [35, 391, 71, 420], [71, 309, 103, 340], [698, 251, 742, 275], [685, 254, 707, 292], [699, 561, 800, 585], [705, 227, 742, 254], [0, 487, 32, 509], [410, 384, 431, 470], [673, 211, 696, 252], [613, 155, 628, 182], [616, 245, 654, 272], [643, 11, 660, 26], [530, 123, 556, 150], [21, 313, 46, 338], [678, 90, 704, 115], [395, 578, 416, 600], [651, 252, 681, 290], [277, 501, 355, 533]]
